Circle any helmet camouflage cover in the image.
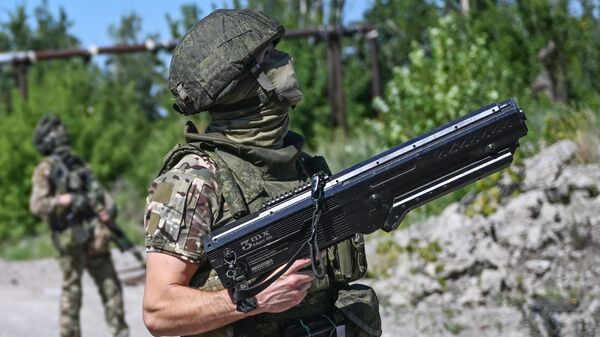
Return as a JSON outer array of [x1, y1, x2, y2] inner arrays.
[[169, 9, 285, 115], [33, 114, 70, 155]]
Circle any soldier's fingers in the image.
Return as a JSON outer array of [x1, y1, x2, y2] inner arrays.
[[294, 289, 309, 305], [298, 280, 312, 292], [285, 273, 314, 286], [285, 258, 312, 275]]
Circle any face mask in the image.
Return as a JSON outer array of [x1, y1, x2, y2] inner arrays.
[[207, 50, 303, 149], [262, 50, 303, 106]]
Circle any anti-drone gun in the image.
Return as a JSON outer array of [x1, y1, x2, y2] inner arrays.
[[204, 99, 528, 310]]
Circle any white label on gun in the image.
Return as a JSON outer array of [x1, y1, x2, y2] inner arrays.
[[251, 259, 274, 272], [240, 230, 273, 251]]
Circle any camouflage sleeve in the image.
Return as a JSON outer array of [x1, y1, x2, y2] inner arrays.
[[29, 159, 61, 217], [73, 164, 111, 214], [144, 153, 220, 264], [82, 164, 112, 215]]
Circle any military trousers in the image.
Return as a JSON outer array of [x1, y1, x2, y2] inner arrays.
[[57, 245, 129, 337]]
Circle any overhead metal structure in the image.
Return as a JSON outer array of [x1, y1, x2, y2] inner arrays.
[[0, 25, 381, 129]]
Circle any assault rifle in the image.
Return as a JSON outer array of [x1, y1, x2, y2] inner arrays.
[[204, 99, 528, 311], [68, 196, 146, 268], [105, 220, 146, 269]]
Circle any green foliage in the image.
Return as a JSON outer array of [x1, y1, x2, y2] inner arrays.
[[0, 2, 182, 245], [0, 234, 57, 261], [365, 0, 440, 84], [3, 0, 600, 259], [373, 14, 519, 145], [311, 127, 386, 173], [0, 1, 79, 114], [542, 107, 598, 142]]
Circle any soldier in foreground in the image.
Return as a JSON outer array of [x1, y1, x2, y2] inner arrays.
[[142, 9, 381, 337], [30, 115, 129, 337]]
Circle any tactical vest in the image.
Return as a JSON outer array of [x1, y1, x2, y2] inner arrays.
[[46, 153, 97, 251], [159, 124, 370, 337]]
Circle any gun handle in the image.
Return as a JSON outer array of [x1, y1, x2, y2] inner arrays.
[[382, 150, 515, 232], [382, 205, 409, 232]]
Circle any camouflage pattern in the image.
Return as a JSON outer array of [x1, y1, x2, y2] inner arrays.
[[145, 128, 380, 337], [335, 284, 382, 337], [33, 114, 70, 155], [207, 50, 302, 149], [169, 9, 285, 115], [58, 248, 128, 337], [30, 121, 129, 337], [155, 9, 377, 334], [145, 152, 220, 264]]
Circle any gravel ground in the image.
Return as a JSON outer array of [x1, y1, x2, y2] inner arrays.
[[0, 250, 402, 337], [0, 249, 149, 337]]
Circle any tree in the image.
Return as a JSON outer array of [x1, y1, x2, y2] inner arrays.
[[373, 14, 519, 145], [166, 4, 203, 39], [364, 0, 440, 84]]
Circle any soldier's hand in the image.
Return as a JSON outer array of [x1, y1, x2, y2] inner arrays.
[[98, 210, 111, 223], [57, 193, 72, 207], [253, 258, 315, 314]]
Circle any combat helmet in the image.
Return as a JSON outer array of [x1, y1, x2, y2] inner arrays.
[[168, 9, 285, 115], [33, 114, 70, 155]]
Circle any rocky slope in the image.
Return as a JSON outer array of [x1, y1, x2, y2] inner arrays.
[[366, 140, 600, 337]]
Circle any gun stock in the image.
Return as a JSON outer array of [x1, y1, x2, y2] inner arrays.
[[204, 99, 528, 303]]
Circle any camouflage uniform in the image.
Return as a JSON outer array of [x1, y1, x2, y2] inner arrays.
[[145, 127, 381, 337], [145, 9, 381, 337], [29, 115, 129, 337]]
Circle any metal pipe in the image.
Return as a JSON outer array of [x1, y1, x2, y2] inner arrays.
[[0, 26, 377, 64], [1, 25, 381, 115]]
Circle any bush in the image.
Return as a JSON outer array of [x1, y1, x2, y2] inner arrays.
[[372, 14, 522, 146]]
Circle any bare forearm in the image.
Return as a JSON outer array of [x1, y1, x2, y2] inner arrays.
[[143, 284, 251, 336]]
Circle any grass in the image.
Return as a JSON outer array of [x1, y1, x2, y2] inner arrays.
[[0, 235, 56, 260], [0, 218, 145, 261]]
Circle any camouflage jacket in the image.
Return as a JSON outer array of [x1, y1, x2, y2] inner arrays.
[[144, 130, 379, 337], [144, 152, 219, 264], [30, 153, 113, 230]]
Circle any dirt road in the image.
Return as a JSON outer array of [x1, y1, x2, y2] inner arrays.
[[0, 249, 399, 337], [0, 249, 149, 337]]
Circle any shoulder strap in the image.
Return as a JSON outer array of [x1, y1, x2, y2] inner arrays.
[[47, 154, 69, 194]]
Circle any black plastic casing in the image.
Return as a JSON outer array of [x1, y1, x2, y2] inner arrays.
[[204, 99, 528, 289]]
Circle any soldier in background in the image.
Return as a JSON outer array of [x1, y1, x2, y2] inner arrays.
[[29, 114, 129, 337], [142, 9, 381, 337]]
